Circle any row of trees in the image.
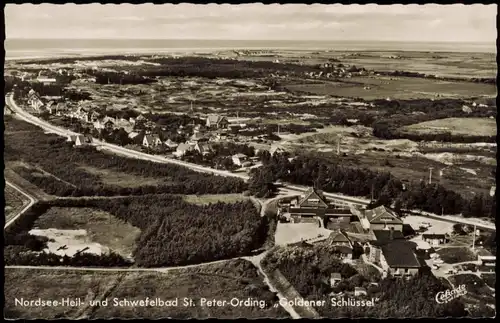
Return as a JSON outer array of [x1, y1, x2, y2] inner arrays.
[[249, 153, 496, 219], [4, 118, 247, 197]]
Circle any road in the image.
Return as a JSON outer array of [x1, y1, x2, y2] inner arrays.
[[5, 93, 369, 207], [4, 181, 36, 229]]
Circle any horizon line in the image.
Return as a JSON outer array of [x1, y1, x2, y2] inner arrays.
[[5, 38, 495, 44]]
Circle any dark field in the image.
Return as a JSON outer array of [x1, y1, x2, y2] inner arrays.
[[285, 76, 496, 100]]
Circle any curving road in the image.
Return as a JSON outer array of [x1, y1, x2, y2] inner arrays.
[[4, 181, 36, 229], [5, 93, 369, 207]]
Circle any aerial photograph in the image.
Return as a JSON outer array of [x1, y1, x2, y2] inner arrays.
[[3, 3, 497, 319]]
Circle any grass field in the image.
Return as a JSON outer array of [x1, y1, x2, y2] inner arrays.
[[285, 76, 496, 100], [78, 165, 163, 188], [32, 207, 141, 259], [436, 247, 477, 264], [400, 118, 497, 137], [4, 259, 288, 319], [183, 194, 249, 205]]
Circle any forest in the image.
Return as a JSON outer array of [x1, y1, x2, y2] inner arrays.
[[4, 117, 247, 196], [262, 245, 467, 318], [249, 152, 496, 219], [5, 196, 267, 267]]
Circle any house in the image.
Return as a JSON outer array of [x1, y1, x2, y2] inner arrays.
[[164, 139, 179, 149], [478, 255, 495, 267], [103, 119, 115, 131], [422, 233, 448, 246], [354, 287, 367, 297], [206, 115, 229, 129], [45, 100, 55, 113], [54, 102, 67, 116], [269, 144, 288, 156], [143, 134, 162, 147], [36, 76, 57, 84], [174, 142, 196, 157], [190, 132, 209, 143], [231, 153, 248, 166], [128, 132, 140, 140], [367, 230, 421, 277], [326, 230, 353, 248], [67, 134, 91, 146], [359, 206, 404, 231], [195, 142, 213, 155], [287, 187, 353, 227], [330, 273, 342, 287], [27, 92, 44, 111]]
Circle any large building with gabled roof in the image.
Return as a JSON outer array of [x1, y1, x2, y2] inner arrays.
[[286, 187, 354, 229]]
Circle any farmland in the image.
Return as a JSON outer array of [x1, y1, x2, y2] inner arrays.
[[4, 260, 288, 319], [284, 76, 496, 100], [32, 207, 141, 259], [400, 118, 497, 137]]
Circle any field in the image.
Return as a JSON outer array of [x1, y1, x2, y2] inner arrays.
[[274, 222, 331, 245], [183, 194, 249, 205], [400, 118, 497, 137], [78, 165, 163, 188], [436, 247, 477, 264], [32, 207, 141, 259], [285, 76, 496, 100], [4, 260, 288, 319]]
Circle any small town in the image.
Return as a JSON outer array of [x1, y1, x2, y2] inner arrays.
[[3, 3, 496, 320]]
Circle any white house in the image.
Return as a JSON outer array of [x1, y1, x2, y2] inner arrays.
[[231, 153, 248, 166], [174, 142, 196, 157], [143, 134, 162, 147]]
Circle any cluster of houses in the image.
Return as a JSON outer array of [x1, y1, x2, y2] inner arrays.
[[25, 89, 260, 167], [279, 188, 424, 278]]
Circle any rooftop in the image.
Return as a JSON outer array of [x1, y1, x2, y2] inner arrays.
[[372, 229, 405, 243], [381, 240, 421, 268]]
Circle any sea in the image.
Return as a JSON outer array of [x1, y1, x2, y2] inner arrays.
[[5, 39, 496, 60]]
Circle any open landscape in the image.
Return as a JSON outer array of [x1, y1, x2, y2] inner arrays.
[[4, 3, 496, 320]]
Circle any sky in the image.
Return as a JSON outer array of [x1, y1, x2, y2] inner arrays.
[[5, 3, 497, 42]]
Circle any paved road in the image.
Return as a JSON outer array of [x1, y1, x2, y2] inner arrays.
[[4, 181, 36, 229]]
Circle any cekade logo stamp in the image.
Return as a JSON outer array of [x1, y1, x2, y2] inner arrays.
[[435, 285, 467, 304]]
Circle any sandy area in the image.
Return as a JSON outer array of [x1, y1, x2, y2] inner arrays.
[[29, 228, 109, 257], [275, 222, 332, 245]]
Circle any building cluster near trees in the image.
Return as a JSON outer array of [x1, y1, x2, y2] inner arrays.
[[279, 187, 423, 278]]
